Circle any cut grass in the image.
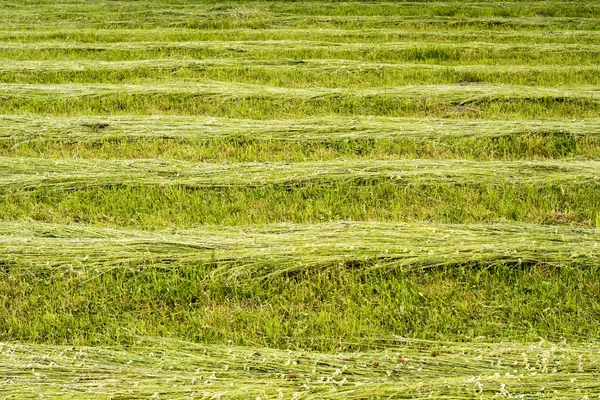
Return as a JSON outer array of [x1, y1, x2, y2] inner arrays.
[[3, 220, 600, 275], [2, 115, 600, 161], [5, 115, 599, 143], [1, 221, 599, 347], [2, 1, 600, 30], [3, 41, 600, 66], [4, 28, 600, 45], [3, 60, 600, 87], [2, 0, 600, 396], [0, 83, 598, 119], [3, 157, 599, 189], [2, 156, 600, 228], [2, 339, 599, 399]]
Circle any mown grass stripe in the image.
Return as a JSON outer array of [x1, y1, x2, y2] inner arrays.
[[3, 115, 598, 141], [5, 59, 600, 72], [2, 41, 599, 66], [3, 59, 600, 87], [2, 28, 600, 45], [2, 3, 600, 30], [3, 116, 599, 161], [2, 157, 600, 190], [4, 181, 599, 227], [5, 41, 600, 51], [2, 221, 599, 276], [3, 17, 595, 32], [0, 338, 598, 399], [2, 82, 596, 99], [0, 83, 597, 118]]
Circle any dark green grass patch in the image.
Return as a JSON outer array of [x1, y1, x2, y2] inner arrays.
[[1, 86, 598, 119], [3, 63, 600, 87], [3, 131, 598, 162], [1, 261, 598, 349], [2, 182, 598, 228], [3, 43, 600, 66]]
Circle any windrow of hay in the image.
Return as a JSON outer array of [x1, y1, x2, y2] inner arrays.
[[2, 220, 599, 279], [3, 27, 600, 45], [3, 115, 600, 142], [0, 82, 597, 118], [0, 82, 597, 100], [1, 338, 598, 399], [2, 0, 600, 397], [2, 157, 600, 190]]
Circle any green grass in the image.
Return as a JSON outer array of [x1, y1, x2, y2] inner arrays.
[[4, 28, 600, 45], [2, 221, 600, 347], [2, 0, 600, 397], [4, 61, 600, 87], [3, 42, 600, 66], [2, 1, 600, 30], [0, 83, 598, 119], [4, 182, 600, 227], [1, 157, 600, 227], [3, 116, 600, 161]]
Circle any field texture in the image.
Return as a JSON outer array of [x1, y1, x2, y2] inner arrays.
[[1, 1, 600, 398]]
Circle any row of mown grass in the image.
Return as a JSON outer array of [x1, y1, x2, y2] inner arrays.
[[2, 221, 599, 347], [0, 84, 598, 119], [2, 339, 599, 399], [2, 1, 600, 28], [3, 116, 599, 161], [3, 62, 600, 86], [1, 156, 599, 229], [4, 28, 600, 44], [3, 42, 600, 65], [1, 1, 599, 397]]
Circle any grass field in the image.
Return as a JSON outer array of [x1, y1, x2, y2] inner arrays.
[[1, 1, 599, 398]]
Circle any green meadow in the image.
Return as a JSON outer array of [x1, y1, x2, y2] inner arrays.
[[1, 1, 599, 398]]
